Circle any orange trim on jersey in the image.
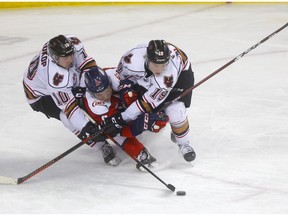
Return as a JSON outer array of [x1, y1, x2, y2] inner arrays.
[[135, 100, 145, 113], [23, 81, 39, 100], [143, 94, 156, 109], [79, 58, 96, 71], [65, 99, 78, 119], [137, 98, 153, 113]]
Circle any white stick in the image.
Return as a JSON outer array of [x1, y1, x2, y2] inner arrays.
[[0, 176, 18, 185]]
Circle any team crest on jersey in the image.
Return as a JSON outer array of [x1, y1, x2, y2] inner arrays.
[[164, 75, 173, 88], [70, 37, 81, 45], [123, 53, 133, 64], [92, 101, 105, 107], [53, 73, 64, 86]]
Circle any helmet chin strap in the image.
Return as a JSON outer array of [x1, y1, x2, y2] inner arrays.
[[144, 61, 153, 78], [49, 53, 59, 64]]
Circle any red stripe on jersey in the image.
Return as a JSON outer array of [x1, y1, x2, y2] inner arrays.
[[65, 97, 75, 111], [182, 60, 189, 71], [65, 98, 79, 119], [143, 95, 156, 109], [135, 100, 145, 113], [23, 81, 39, 99], [67, 105, 79, 120], [79, 57, 94, 70]]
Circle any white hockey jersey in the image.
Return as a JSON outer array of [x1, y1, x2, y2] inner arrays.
[[23, 34, 95, 131], [116, 42, 191, 121]]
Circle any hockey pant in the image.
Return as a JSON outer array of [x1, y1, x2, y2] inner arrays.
[[30, 95, 80, 135], [165, 101, 190, 145]]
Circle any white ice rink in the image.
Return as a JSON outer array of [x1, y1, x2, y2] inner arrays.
[[0, 3, 288, 214]]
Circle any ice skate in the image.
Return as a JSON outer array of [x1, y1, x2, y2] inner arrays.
[[101, 141, 121, 166], [178, 142, 196, 162], [136, 148, 157, 171]]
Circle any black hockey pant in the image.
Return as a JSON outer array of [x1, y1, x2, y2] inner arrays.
[[155, 65, 195, 112], [30, 96, 61, 120]]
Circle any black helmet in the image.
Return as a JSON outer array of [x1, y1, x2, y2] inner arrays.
[[84, 67, 110, 93], [147, 40, 170, 64], [48, 35, 75, 61]]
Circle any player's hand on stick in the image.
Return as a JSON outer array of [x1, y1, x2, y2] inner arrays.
[[127, 112, 169, 136], [103, 113, 128, 137], [78, 121, 107, 144]]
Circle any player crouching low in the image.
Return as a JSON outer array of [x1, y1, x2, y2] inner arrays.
[[77, 66, 168, 170]]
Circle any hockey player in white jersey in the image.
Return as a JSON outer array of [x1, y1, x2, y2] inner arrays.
[[104, 40, 196, 162], [79, 66, 169, 170], [23, 34, 118, 165]]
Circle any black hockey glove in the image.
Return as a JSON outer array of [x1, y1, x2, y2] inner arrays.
[[102, 113, 128, 137], [72, 87, 86, 99], [78, 121, 107, 145]]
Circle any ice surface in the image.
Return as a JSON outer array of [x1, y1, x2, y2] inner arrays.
[[0, 3, 288, 214]]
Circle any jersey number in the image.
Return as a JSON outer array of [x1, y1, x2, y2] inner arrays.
[[150, 88, 168, 101], [52, 92, 70, 106]]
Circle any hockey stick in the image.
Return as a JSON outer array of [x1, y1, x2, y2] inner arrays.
[[83, 110, 176, 192], [163, 22, 288, 109], [0, 128, 104, 185], [104, 132, 176, 192]]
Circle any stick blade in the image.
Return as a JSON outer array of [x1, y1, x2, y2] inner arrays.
[[167, 184, 176, 192], [0, 176, 18, 185]]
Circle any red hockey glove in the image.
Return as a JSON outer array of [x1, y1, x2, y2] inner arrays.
[[122, 90, 138, 107], [147, 112, 169, 133], [118, 79, 138, 108]]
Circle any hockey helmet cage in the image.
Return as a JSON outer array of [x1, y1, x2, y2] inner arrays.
[[84, 67, 110, 93], [48, 35, 75, 60], [147, 40, 170, 64]]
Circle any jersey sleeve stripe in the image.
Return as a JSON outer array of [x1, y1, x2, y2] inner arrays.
[[143, 95, 156, 109], [65, 99, 79, 119], [135, 100, 145, 113], [23, 81, 39, 100], [79, 57, 94, 70]]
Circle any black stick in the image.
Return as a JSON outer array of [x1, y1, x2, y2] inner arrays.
[[82, 110, 176, 192], [104, 132, 176, 192], [163, 23, 288, 109], [0, 129, 104, 185]]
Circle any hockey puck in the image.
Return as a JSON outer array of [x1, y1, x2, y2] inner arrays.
[[176, 191, 186, 196]]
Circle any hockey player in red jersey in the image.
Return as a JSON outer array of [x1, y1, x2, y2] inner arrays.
[[79, 66, 169, 170], [103, 40, 196, 162]]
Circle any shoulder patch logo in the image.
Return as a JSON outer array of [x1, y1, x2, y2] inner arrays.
[[124, 53, 133, 64], [70, 37, 81, 45]]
